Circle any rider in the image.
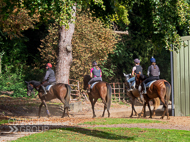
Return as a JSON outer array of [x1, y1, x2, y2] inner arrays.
[[127, 58, 143, 91], [142, 57, 160, 94], [41, 63, 56, 95], [87, 61, 102, 93]]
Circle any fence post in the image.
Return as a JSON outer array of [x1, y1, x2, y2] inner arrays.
[[123, 83, 125, 101], [113, 83, 115, 102], [77, 80, 80, 97], [119, 83, 120, 102]]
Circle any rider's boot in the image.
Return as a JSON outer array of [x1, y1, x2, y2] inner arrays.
[[143, 83, 147, 94], [41, 85, 47, 96], [87, 84, 91, 93], [128, 82, 133, 92]]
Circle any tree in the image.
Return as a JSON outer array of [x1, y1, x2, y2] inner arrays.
[[39, 12, 119, 86], [1, 0, 129, 84]]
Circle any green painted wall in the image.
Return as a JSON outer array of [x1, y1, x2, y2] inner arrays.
[[173, 36, 190, 116]]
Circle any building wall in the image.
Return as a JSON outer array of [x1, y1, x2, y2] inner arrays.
[[173, 36, 190, 116]]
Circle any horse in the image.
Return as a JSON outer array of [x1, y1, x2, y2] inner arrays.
[[124, 73, 160, 118], [135, 74, 171, 119], [25, 80, 71, 118], [83, 75, 112, 118]]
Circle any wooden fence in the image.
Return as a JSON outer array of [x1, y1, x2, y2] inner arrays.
[[68, 79, 80, 97], [109, 83, 127, 102], [68, 80, 128, 102]]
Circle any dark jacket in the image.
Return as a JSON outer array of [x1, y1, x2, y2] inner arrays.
[[43, 68, 56, 83]]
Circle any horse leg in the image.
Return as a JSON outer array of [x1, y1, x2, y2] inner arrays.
[[160, 97, 169, 119], [130, 97, 138, 117], [38, 102, 43, 118], [147, 102, 152, 118], [143, 102, 147, 117], [101, 98, 108, 117], [102, 105, 106, 117], [89, 97, 98, 118], [59, 99, 69, 118], [42, 100, 50, 118]]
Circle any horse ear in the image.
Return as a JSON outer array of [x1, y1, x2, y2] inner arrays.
[[25, 81, 28, 84]]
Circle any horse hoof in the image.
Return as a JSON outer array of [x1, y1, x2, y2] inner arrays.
[[160, 116, 164, 119], [92, 115, 96, 118]]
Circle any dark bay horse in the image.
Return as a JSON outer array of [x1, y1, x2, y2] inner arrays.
[[25, 80, 71, 118], [135, 74, 171, 119], [124, 73, 160, 118], [83, 75, 112, 118]]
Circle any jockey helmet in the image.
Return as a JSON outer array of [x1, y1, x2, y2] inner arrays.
[[134, 58, 140, 64], [150, 57, 156, 63], [46, 63, 52, 68], [92, 61, 97, 66]]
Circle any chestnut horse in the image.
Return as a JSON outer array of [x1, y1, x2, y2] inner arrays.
[[83, 75, 112, 118], [124, 73, 160, 118], [25, 80, 71, 118], [135, 74, 171, 119]]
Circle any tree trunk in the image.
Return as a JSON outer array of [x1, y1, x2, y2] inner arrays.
[[56, 5, 76, 84]]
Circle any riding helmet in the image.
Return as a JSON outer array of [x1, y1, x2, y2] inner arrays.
[[134, 58, 140, 64], [46, 63, 52, 68], [150, 57, 156, 63], [92, 61, 97, 66]]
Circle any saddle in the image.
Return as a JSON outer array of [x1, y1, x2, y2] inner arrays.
[[145, 80, 157, 88], [45, 85, 53, 91], [45, 82, 56, 91], [90, 82, 98, 89]]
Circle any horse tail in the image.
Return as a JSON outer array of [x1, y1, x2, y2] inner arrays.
[[65, 84, 71, 108], [164, 81, 171, 103], [106, 83, 112, 111], [152, 97, 160, 110]]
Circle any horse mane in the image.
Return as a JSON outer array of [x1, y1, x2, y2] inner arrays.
[[139, 74, 147, 80], [84, 75, 91, 80], [29, 80, 41, 86]]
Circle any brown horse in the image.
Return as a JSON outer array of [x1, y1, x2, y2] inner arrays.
[[124, 73, 160, 118], [83, 75, 112, 118], [25, 80, 71, 118], [135, 74, 171, 119]]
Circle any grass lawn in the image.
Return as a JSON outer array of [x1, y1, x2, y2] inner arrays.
[[78, 118, 163, 125], [13, 127, 190, 142]]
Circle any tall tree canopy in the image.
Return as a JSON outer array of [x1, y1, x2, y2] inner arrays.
[[1, 0, 190, 84]]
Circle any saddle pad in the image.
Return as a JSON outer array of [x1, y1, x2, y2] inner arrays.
[[46, 85, 53, 91], [90, 82, 98, 89], [146, 80, 157, 88]]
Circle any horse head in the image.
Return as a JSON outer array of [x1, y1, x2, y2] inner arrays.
[[83, 75, 91, 90], [25, 80, 41, 96], [123, 73, 131, 82], [135, 74, 146, 91], [25, 81, 34, 96]]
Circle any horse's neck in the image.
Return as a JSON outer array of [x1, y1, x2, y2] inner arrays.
[[31, 81, 41, 88]]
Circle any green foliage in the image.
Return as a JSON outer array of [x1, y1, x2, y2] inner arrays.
[[0, 65, 27, 97]]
